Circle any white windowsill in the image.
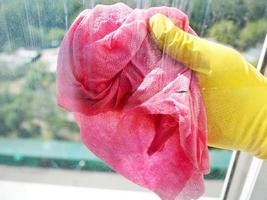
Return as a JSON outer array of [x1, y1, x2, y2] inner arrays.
[[0, 165, 222, 200], [0, 180, 218, 200]]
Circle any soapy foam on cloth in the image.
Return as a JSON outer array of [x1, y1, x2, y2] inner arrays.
[[57, 3, 209, 200]]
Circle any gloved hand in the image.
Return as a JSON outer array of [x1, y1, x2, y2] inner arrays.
[[149, 14, 267, 160]]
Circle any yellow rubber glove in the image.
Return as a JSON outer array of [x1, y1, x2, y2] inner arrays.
[[149, 14, 267, 160]]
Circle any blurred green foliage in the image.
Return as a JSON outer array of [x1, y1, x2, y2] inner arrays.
[[208, 20, 239, 46], [194, 0, 267, 50], [0, 0, 82, 51], [0, 0, 266, 141], [239, 19, 267, 50], [0, 0, 266, 52], [0, 61, 79, 140]]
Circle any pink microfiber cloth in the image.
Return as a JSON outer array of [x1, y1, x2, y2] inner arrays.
[[57, 3, 209, 200]]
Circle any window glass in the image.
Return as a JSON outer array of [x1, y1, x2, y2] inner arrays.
[[0, 0, 266, 198]]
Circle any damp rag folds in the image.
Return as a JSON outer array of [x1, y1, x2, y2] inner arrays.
[[57, 3, 209, 200]]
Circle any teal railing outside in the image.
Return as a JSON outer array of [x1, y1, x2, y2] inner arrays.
[[0, 138, 232, 179]]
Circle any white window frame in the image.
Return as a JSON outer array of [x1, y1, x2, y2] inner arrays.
[[220, 34, 267, 200]]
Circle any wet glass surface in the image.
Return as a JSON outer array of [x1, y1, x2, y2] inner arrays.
[[0, 0, 266, 198]]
